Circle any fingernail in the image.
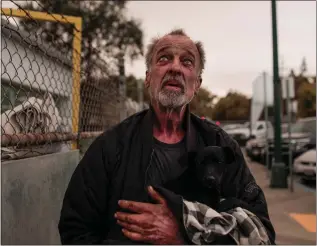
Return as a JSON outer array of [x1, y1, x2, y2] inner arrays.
[[114, 213, 117, 218], [119, 200, 127, 205]]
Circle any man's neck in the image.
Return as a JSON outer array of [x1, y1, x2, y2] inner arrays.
[[152, 103, 187, 144]]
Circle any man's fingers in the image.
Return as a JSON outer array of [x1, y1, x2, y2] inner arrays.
[[115, 212, 148, 225], [122, 229, 145, 242], [122, 229, 155, 243], [118, 200, 155, 213], [148, 186, 166, 205], [117, 220, 146, 234]]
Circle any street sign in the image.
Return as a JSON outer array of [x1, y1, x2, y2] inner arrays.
[[252, 73, 274, 106], [282, 76, 295, 99]]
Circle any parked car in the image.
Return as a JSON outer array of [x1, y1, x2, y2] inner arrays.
[[245, 136, 267, 161], [222, 124, 244, 131], [226, 121, 273, 146], [267, 117, 316, 170], [293, 149, 316, 181]]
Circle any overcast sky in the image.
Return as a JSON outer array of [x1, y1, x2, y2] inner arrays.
[[2, 1, 316, 97], [125, 1, 316, 97]]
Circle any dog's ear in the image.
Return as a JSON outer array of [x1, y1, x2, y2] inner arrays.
[[195, 146, 236, 166], [195, 146, 220, 165], [223, 147, 235, 164]]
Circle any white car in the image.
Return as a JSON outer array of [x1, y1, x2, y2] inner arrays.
[[226, 121, 273, 141], [293, 149, 316, 180], [222, 124, 244, 131], [245, 137, 267, 161]]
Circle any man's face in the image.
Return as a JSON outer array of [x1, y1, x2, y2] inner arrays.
[[145, 35, 202, 109]]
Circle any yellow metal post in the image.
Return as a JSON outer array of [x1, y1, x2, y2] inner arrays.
[[1, 8, 80, 24], [71, 19, 82, 149], [1, 8, 83, 150]]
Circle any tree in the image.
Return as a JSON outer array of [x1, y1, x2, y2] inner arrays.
[[299, 57, 307, 76], [190, 88, 217, 119], [21, 0, 143, 78], [212, 91, 250, 121], [288, 69, 310, 100], [284, 69, 316, 118], [297, 82, 316, 118], [126, 75, 149, 103]]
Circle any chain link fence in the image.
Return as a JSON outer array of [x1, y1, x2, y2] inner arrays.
[[1, 1, 124, 160]]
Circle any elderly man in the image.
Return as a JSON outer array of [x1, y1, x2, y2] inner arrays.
[[59, 29, 275, 245]]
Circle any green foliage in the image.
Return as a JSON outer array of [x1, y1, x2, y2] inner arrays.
[[22, 0, 144, 74], [299, 57, 307, 76], [212, 91, 250, 121], [126, 75, 146, 102], [190, 88, 217, 119], [287, 68, 316, 118], [297, 82, 316, 118]]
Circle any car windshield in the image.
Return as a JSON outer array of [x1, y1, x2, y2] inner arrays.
[[291, 119, 316, 135]]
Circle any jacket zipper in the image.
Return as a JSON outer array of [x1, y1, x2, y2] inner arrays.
[[144, 149, 154, 189]]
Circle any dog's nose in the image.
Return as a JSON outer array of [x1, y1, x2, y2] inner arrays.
[[203, 176, 217, 187], [205, 176, 216, 182]]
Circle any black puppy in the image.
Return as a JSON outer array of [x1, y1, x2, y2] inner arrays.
[[163, 146, 235, 210]]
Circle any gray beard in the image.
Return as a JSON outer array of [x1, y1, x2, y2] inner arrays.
[[157, 88, 187, 108]]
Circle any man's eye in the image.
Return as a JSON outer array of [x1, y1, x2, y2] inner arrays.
[[158, 56, 169, 62], [183, 59, 193, 65]]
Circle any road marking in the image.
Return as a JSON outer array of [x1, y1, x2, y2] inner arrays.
[[289, 213, 316, 233]]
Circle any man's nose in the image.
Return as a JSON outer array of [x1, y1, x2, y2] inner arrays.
[[170, 58, 182, 73]]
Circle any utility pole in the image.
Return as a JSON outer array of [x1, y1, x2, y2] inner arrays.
[[286, 77, 294, 192], [270, 0, 288, 188], [263, 72, 269, 175]]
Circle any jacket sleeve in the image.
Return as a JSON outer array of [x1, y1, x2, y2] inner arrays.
[[58, 133, 113, 244], [219, 133, 276, 244]]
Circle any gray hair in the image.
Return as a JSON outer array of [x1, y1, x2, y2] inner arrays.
[[145, 29, 206, 75]]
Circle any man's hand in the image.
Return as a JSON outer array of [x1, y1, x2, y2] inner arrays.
[[115, 186, 185, 245]]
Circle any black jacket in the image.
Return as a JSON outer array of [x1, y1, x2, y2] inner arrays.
[[58, 108, 275, 244]]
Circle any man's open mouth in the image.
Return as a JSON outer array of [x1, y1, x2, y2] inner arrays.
[[163, 80, 183, 90]]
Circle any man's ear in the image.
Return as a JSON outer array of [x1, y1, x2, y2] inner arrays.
[[145, 71, 150, 88], [194, 76, 202, 95]]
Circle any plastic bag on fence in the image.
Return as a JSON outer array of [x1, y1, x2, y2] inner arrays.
[[1, 93, 69, 160]]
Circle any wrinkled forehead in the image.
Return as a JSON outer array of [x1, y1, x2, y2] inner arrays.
[[153, 35, 199, 58]]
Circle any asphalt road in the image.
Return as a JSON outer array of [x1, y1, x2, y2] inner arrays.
[[295, 177, 316, 192], [243, 149, 316, 191]]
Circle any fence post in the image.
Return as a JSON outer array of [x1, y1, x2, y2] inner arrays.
[[71, 18, 82, 150]]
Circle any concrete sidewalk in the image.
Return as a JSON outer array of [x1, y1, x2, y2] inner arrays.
[[246, 155, 316, 245]]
